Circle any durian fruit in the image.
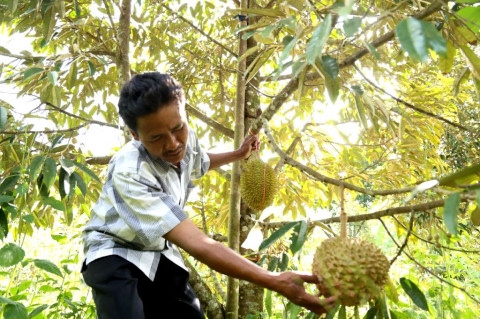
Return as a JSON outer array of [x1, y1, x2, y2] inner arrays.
[[240, 158, 278, 210], [312, 237, 390, 306]]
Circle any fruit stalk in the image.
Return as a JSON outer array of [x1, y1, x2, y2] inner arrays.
[[340, 184, 347, 238]]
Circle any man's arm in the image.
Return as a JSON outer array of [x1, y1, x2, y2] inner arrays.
[[207, 135, 257, 170], [164, 218, 336, 314]]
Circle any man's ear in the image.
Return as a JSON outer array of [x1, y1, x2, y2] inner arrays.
[[129, 128, 140, 141]]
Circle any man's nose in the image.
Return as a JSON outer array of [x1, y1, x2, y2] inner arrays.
[[166, 132, 180, 150]]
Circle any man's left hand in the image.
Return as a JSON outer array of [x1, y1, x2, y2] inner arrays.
[[237, 135, 258, 160]]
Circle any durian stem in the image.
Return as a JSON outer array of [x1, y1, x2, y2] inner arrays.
[[340, 184, 347, 238]]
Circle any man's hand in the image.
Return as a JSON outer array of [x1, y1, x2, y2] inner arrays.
[[207, 135, 258, 170], [266, 272, 337, 314], [237, 135, 258, 160]]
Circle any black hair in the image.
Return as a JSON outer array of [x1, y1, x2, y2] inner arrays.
[[118, 72, 184, 133]]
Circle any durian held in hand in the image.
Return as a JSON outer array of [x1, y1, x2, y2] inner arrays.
[[240, 156, 279, 211], [312, 237, 390, 306]]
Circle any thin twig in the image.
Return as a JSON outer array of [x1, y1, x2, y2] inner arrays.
[[44, 101, 121, 129], [1, 124, 88, 135], [101, 0, 121, 46], [390, 211, 414, 265], [378, 218, 480, 305], [353, 64, 473, 133], [392, 215, 480, 254], [160, 3, 237, 57]]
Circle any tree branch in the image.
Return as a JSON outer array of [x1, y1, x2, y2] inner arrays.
[[160, 3, 237, 58], [183, 257, 226, 319], [186, 103, 234, 139], [44, 101, 121, 129], [251, 0, 446, 132], [339, 0, 446, 68], [262, 118, 414, 196], [353, 64, 474, 133], [257, 196, 471, 229]]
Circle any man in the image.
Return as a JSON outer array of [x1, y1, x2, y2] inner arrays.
[[82, 72, 335, 318]]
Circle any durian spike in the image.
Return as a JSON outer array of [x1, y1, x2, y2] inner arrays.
[[340, 184, 347, 238]]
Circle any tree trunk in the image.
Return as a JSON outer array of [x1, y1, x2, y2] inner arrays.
[[185, 257, 226, 319], [238, 19, 264, 317], [226, 0, 248, 318]]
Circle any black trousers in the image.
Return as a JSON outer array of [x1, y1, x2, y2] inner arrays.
[[82, 255, 205, 319]]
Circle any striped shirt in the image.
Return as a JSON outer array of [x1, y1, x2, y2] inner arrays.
[[82, 129, 210, 280]]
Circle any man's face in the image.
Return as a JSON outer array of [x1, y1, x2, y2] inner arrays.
[[130, 100, 189, 165]]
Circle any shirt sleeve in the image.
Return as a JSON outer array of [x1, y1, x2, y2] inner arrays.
[[189, 130, 210, 179], [111, 170, 187, 249]]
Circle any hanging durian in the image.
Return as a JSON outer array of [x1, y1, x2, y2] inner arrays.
[[240, 158, 278, 210], [312, 186, 390, 306], [312, 237, 390, 306]]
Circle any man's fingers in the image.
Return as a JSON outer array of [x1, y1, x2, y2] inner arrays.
[[297, 273, 321, 284]]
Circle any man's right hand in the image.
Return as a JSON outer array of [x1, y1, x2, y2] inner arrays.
[[263, 271, 337, 314]]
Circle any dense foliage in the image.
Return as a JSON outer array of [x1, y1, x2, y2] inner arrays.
[[1, 0, 479, 318]]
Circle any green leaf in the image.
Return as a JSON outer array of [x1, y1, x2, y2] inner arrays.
[[43, 6, 56, 41], [29, 304, 48, 318], [0, 243, 25, 267], [471, 206, 480, 226], [265, 289, 272, 317], [457, 7, 480, 33], [42, 157, 57, 189], [278, 252, 289, 271], [395, 17, 447, 62], [0, 208, 8, 239], [22, 214, 34, 223], [0, 173, 20, 195], [338, 305, 347, 319], [344, 17, 362, 37], [277, 36, 298, 68], [29, 155, 46, 181], [0, 195, 13, 203], [68, 173, 77, 198], [59, 168, 67, 199], [290, 220, 308, 254], [259, 221, 298, 251], [364, 41, 380, 60], [33, 259, 63, 277], [399, 277, 429, 311], [87, 61, 96, 76], [444, 192, 461, 236], [287, 302, 301, 319], [267, 256, 279, 271], [4, 302, 28, 319], [319, 55, 339, 80], [326, 304, 340, 319], [0, 296, 16, 305], [72, 171, 86, 195], [438, 162, 480, 186], [50, 134, 64, 149], [47, 71, 58, 85], [439, 41, 456, 74], [71, 160, 101, 182], [459, 45, 480, 80], [354, 94, 368, 129], [0, 106, 7, 129], [43, 197, 65, 211], [74, 0, 81, 17], [363, 307, 376, 319], [23, 67, 44, 80], [306, 14, 332, 65], [7, 0, 18, 13]]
